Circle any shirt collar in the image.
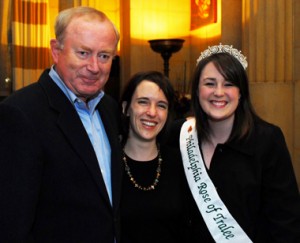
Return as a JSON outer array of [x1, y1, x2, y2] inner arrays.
[[49, 65, 104, 110]]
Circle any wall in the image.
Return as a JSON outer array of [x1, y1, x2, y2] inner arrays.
[[126, 0, 191, 93], [242, 0, 299, 188], [293, 0, 300, 188]]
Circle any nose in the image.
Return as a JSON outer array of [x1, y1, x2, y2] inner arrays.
[[214, 85, 224, 96], [146, 104, 157, 117], [87, 56, 100, 73]]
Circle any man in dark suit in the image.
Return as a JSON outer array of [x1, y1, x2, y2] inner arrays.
[[0, 6, 122, 242]]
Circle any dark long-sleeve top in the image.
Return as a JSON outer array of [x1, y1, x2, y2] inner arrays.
[[170, 118, 300, 243], [120, 145, 194, 243]]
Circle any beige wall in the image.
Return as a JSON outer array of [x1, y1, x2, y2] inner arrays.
[[242, 0, 299, 189], [124, 0, 191, 93], [293, 0, 300, 189]]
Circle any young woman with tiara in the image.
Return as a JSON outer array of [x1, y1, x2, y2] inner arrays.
[[174, 44, 300, 242]]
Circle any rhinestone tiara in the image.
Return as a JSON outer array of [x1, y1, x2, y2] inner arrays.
[[196, 43, 248, 69]]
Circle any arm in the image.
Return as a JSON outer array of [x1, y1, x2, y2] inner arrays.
[[261, 126, 300, 242], [0, 104, 43, 241]]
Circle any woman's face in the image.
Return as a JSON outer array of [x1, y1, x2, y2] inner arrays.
[[198, 62, 240, 124], [125, 80, 169, 143]]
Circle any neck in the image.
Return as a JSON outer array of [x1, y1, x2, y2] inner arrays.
[[207, 116, 234, 146], [124, 139, 158, 162]]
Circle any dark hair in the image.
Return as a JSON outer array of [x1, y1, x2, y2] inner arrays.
[[120, 71, 175, 145], [191, 52, 261, 142]]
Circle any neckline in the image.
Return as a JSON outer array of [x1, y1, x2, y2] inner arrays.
[[122, 149, 162, 191]]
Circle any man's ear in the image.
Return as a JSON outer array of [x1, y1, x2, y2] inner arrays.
[[50, 39, 61, 63], [122, 101, 128, 115]]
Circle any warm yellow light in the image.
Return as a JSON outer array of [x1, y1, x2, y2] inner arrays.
[[130, 0, 190, 40]]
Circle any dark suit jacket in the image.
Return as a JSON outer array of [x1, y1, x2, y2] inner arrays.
[[0, 69, 123, 242]]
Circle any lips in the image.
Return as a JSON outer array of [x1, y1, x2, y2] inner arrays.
[[141, 120, 157, 127], [78, 74, 100, 83], [211, 100, 227, 107], [82, 77, 99, 82]]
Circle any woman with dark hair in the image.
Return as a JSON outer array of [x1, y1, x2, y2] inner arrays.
[[119, 71, 193, 243], [178, 44, 300, 242]]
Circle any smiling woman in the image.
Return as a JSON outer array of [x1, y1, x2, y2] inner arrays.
[[119, 71, 195, 243], [175, 44, 300, 242]]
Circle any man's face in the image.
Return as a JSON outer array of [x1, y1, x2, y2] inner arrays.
[[51, 17, 118, 102]]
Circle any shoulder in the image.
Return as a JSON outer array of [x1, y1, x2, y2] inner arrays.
[[0, 103, 38, 147], [0, 103, 22, 121], [160, 144, 182, 155], [2, 70, 54, 109], [101, 93, 118, 104], [229, 119, 289, 158], [166, 118, 187, 148], [3, 83, 42, 104], [237, 119, 291, 161], [160, 144, 182, 166], [100, 94, 119, 112], [159, 144, 186, 181], [252, 120, 286, 145]]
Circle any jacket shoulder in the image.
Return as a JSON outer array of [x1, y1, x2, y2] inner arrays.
[[253, 120, 286, 144]]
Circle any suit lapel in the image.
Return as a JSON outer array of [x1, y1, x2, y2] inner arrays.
[[97, 96, 123, 211], [39, 71, 112, 207]]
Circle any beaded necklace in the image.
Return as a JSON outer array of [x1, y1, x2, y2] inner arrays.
[[122, 148, 162, 191]]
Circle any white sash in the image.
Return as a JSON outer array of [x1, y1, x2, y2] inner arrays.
[[180, 118, 252, 243]]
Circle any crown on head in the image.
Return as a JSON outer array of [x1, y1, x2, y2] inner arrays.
[[196, 43, 248, 70]]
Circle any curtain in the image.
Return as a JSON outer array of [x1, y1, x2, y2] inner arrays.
[[0, 0, 12, 96], [12, 0, 51, 90]]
